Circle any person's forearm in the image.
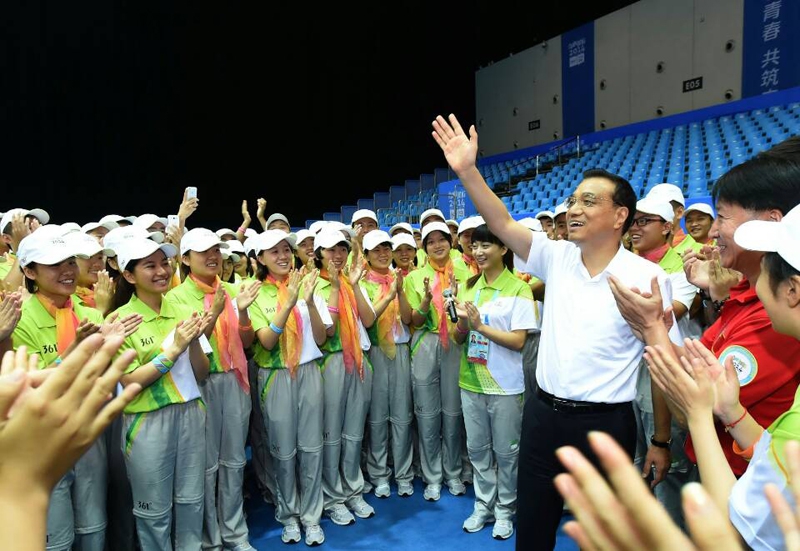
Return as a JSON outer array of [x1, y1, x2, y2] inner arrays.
[[2, 259, 22, 292], [687, 413, 738, 514], [189, 340, 210, 381], [372, 295, 394, 319], [474, 325, 526, 351], [717, 403, 764, 451], [0, 486, 49, 551], [456, 166, 521, 252], [307, 302, 327, 346], [398, 291, 412, 325], [237, 308, 254, 349], [353, 285, 375, 328], [410, 297, 431, 328], [651, 382, 672, 442], [256, 306, 294, 350]]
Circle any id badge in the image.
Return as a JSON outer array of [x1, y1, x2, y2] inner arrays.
[[467, 330, 490, 365]]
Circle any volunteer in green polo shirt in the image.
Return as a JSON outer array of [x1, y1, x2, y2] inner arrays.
[[360, 230, 415, 499], [404, 221, 471, 502], [109, 236, 210, 551], [249, 230, 329, 546], [166, 228, 260, 551], [13, 226, 110, 551], [312, 228, 376, 526], [453, 224, 537, 540]]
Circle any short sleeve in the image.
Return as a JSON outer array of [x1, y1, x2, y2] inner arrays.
[[314, 294, 333, 328], [513, 232, 562, 282]]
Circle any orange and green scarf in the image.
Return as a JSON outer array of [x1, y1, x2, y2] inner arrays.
[[462, 253, 479, 276], [267, 275, 304, 375], [366, 270, 397, 360], [429, 259, 453, 351], [321, 269, 364, 379], [75, 286, 96, 308], [36, 294, 79, 357], [189, 274, 250, 393]]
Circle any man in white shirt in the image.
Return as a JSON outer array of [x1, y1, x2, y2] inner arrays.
[[431, 114, 681, 551]]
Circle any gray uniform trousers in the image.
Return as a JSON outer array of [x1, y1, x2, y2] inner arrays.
[[410, 331, 464, 485], [46, 472, 74, 551], [320, 352, 350, 509], [248, 360, 276, 503], [106, 412, 137, 551], [73, 438, 108, 551], [124, 400, 206, 551], [461, 390, 523, 521], [342, 356, 373, 502], [366, 344, 413, 486], [200, 371, 252, 550], [258, 362, 324, 528], [45, 438, 107, 551]]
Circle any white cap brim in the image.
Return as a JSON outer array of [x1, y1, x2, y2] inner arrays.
[[735, 220, 800, 272]]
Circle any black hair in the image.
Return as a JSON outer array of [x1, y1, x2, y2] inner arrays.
[[22, 262, 37, 293], [713, 136, 800, 214], [465, 224, 514, 289], [179, 256, 192, 280], [246, 250, 257, 278], [764, 251, 800, 296], [110, 257, 142, 313], [223, 256, 236, 284], [255, 251, 271, 281], [582, 168, 637, 234]]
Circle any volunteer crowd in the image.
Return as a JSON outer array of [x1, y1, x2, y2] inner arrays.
[[1, 130, 800, 551]]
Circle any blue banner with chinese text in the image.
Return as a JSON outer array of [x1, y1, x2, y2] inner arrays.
[[742, 0, 800, 97]]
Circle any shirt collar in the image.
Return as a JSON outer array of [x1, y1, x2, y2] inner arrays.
[[729, 279, 756, 304], [474, 267, 513, 291], [31, 295, 56, 329], [182, 275, 208, 300], [130, 294, 175, 322], [577, 244, 629, 281]]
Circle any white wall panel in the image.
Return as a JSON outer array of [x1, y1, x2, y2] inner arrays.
[[595, 6, 632, 131]]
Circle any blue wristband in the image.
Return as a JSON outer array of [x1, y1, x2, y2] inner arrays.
[[269, 322, 284, 335], [152, 353, 174, 374]]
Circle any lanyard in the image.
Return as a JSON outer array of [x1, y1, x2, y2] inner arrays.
[[473, 288, 500, 325]]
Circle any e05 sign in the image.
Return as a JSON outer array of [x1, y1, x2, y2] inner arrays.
[[683, 77, 703, 93]]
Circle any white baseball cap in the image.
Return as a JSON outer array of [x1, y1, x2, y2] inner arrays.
[[99, 214, 126, 225], [363, 230, 392, 251], [326, 221, 356, 239], [445, 219, 459, 229], [82, 220, 119, 234], [115, 237, 178, 272], [243, 235, 259, 256], [391, 233, 417, 251], [636, 198, 675, 222], [457, 216, 485, 235], [518, 217, 544, 232], [421, 221, 452, 243], [244, 228, 258, 239], [222, 250, 241, 263], [69, 232, 114, 258], [420, 208, 446, 227], [308, 220, 327, 234], [647, 183, 686, 207], [60, 222, 82, 235], [266, 213, 290, 228], [102, 226, 164, 256], [389, 222, 413, 236], [133, 214, 168, 230], [17, 225, 85, 268], [216, 228, 237, 239], [180, 228, 229, 256], [314, 229, 351, 251], [225, 240, 246, 255], [253, 230, 297, 254], [351, 209, 378, 225], [1, 208, 50, 234], [294, 229, 315, 246], [553, 203, 568, 218], [734, 204, 800, 272], [684, 203, 716, 219], [535, 210, 555, 220]]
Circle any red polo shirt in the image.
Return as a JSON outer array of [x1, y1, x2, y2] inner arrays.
[[685, 279, 800, 476]]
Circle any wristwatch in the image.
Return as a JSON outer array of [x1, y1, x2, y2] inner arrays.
[[650, 435, 671, 449]]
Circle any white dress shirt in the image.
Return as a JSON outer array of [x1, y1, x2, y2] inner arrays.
[[515, 232, 682, 403]]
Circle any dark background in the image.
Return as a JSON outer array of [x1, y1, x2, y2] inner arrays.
[[2, 0, 635, 229]]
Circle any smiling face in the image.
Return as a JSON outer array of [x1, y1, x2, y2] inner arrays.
[[183, 246, 222, 280], [258, 240, 294, 278], [553, 214, 568, 240], [221, 256, 235, 281], [24, 258, 78, 300], [685, 210, 714, 243], [424, 231, 451, 264], [126, 250, 172, 295], [471, 239, 506, 272], [295, 237, 316, 265], [319, 244, 349, 271], [458, 229, 474, 255], [710, 200, 763, 272], [393, 244, 415, 269], [628, 211, 670, 254], [267, 220, 291, 233], [366, 243, 392, 271], [76, 252, 106, 286], [565, 177, 628, 245]]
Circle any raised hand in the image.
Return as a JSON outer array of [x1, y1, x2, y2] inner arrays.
[[682, 247, 713, 292], [348, 259, 366, 287], [94, 270, 114, 314], [555, 431, 743, 551], [431, 114, 479, 175], [327, 261, 341, 290], [236, 280, 261, 311], [178, 188, 199, 222], [303, 269, 319, 303], [174, 313, 204, 353], [10, 213, 31, 251], [0, 292, 22, 342], [708, 249, 742, 301], [286, 269, 303, 308], [608, 276, 667, 341], [211, 285, 227, 317], [422, 276, 433, 303], [394, 268, 405, 295], [102, 312, 143, 339], [256, 197, 268, 229], [643, 343, 715, 420], [75, 319, 101, 343], [165, 224, 183, 246], [241, 200, 252, 227], [683, 339, 741, 423]]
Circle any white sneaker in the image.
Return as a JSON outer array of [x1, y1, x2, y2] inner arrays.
[[281, 522, 302, 544], [463, 512, 494, 533], [374, 482, 391, 498], [397, 481, 414, 497], [447, 478, 467, 496], [304, 524, 325, 546], [346, 495, 375, 519], [423, 483, 441, 501], [325, 504, 355, 526], [492, 519, 514, 540]]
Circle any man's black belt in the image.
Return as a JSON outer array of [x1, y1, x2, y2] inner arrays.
[[536, 387, 630, 414]]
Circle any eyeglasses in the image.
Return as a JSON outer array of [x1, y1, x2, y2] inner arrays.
[[631, 217, 664, 227], [563, 195, 616, 209]]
